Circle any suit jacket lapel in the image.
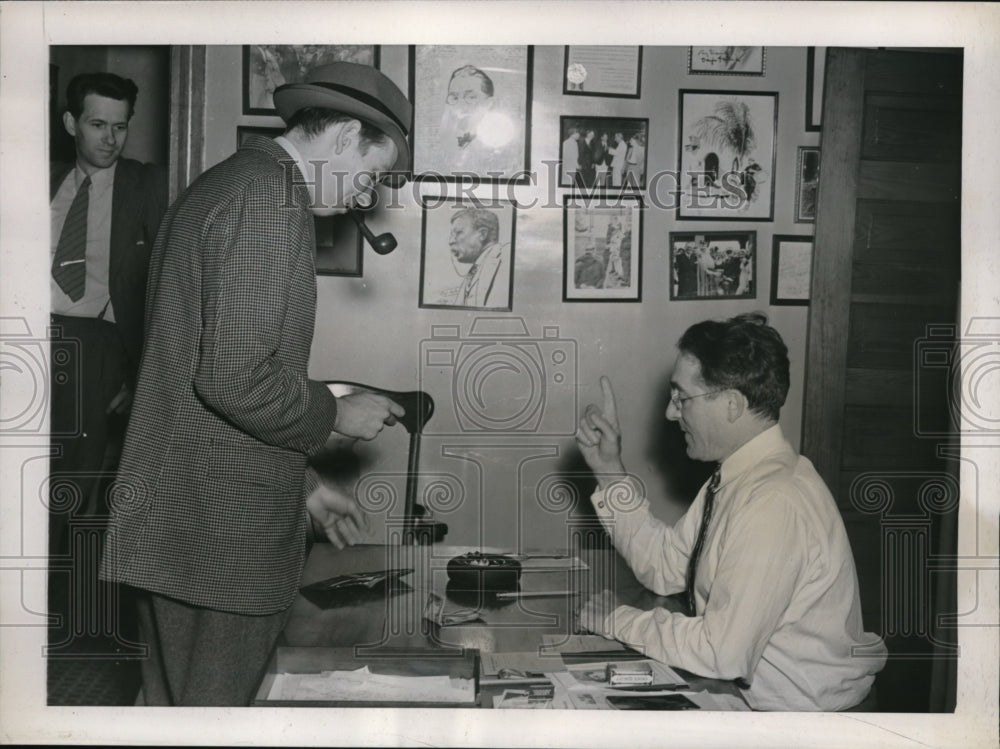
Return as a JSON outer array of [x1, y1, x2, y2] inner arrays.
[[108, 160, 138, 292]]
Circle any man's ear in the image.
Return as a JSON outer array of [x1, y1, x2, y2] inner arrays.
[[62, 111, 77, 138], [334, 119, 362, 155], [727, 390, 746, 423]]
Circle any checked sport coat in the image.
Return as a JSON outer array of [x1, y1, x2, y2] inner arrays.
[[100, 136, 339, 615]]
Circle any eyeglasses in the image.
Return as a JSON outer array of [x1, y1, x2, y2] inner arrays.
[[669, 389, 724, 409]]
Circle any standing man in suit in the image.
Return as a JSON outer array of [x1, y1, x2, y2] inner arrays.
[[100, 63, 412, 706], [49, 72, 168, 553]]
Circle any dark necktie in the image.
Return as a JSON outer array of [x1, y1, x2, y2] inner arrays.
[[52, 175, 91, 301], [686, 465, 721, 616]]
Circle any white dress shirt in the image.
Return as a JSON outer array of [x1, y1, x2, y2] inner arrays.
[[50, 163, 117, 321], [589, 424, 887, 711]]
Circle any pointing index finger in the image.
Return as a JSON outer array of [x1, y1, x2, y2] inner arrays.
[[599, 375, 619, 427]]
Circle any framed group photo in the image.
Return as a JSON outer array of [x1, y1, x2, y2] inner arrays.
[[676, 90, 778, 221], [410, 45, 532, 183], [668, 231, 756, 301], [563, 45, 642, 98], [419, 197, 516, 311], [770, 235, 813, 305], [688, 46, 766, 76], [563, 195, 643, 302], [243, 45, 379, 116], [559, 116, 648, 190]]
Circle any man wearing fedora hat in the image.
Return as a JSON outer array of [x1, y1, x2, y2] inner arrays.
[[100, 63, 412, 706]]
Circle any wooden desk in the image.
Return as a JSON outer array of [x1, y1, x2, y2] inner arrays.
[[264, 542, 745, 707]]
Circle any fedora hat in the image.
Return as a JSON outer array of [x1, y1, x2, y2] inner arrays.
[[273, 62, 412, 175]]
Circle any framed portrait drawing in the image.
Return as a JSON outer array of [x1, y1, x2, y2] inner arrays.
[[668, 231, 756, 301], [243, 45, 380, 116], [410, 45, 532, 183], [419, 197, 516, 311], [688, 47, 766, 76], [559, 116, 648, 191], [795, 146, 820, 223], [676, 90, 778, 221], [806, 47, 825, 131], [563, 46, 642, 98], [770, 235, 813, 306], [563, 195, 643, 302]]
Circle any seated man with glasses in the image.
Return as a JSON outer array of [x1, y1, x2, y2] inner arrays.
[[574, 312, 886, 711]]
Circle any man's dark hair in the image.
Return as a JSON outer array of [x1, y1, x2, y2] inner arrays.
[[66, 72, 139, 119], [451, 207, 500, 245], [448, 65, 494, 97], [678, 312, 789, 421], [285, 107, 390, 153]]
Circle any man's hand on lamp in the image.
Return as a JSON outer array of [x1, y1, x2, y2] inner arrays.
[[333, 392, 405, 441]]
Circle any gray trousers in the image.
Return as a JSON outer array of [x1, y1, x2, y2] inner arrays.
[[134, 589, 289, 706]]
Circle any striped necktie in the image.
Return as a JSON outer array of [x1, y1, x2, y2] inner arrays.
[[52, 175, 91, 302], [686, 465, 721, 616]]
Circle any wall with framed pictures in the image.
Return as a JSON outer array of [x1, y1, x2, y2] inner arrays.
[[197, 44, 821, 547]]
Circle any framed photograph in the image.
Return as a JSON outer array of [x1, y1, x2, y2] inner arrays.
[[806, 47, 825, 131], [314, 215, 363, 277], [563, 195, 643, 302], [243, 45, 380, 116], [668, 231, 756, 301], [676, 89, 778, 221], [559, 116, 648, 190], [237, 125, 362, 276], [563, 46, 642, 98], [688, 47, 766, 76], [770, 235, 813, 305], [419, 197, 516, 311], [410, 45, 532, 183], [236, 125, 283, 149], [795, 146, 821, 223]]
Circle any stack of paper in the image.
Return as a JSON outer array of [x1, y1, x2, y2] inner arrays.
[[267, 665, 474, 704]]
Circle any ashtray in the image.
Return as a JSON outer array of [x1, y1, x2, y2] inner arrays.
[[446, 552, 521, 592]]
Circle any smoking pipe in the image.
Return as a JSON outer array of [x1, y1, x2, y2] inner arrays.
[[349, 209, 397, 255]]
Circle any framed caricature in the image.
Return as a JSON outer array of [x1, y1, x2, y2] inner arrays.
[[410, 45, 532, 183], [668, 231, 756, 301], [676, 90, 778, 220], [795, 146, 820, 223], [563, 195, 643, 302], [419, 197, 516, 311], [563, 46, 642, 98], [242, 45, 380, 116], [559, 116, 648, 190], [688, 47, 766, 76], [770, 235, 813, 305]]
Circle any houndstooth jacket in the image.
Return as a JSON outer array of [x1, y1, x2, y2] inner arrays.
[[100, 136, 339, 615]]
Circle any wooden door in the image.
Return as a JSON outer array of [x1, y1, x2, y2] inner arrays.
[[802, 48, 962, 711]]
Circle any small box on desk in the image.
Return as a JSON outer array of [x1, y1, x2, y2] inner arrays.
[[254, 646, 479, 707]]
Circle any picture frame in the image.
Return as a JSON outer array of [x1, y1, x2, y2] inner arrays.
[[559, 116, 649, 191], [418, 197, 516, 311], [676, 89, 778, 221], [563, 46, 642, 98], [236, 125, 362, 277], [563, 195, 643, 302], [770, 235, 813, 305], [410, 45, 532, 183], [806, 47, 825, 131], [688, 46, 766, 76], [795, 146, 820, 223], [668, 231, 756, 301], [236, 124, 283, 149], [242, 45, 380, 116]]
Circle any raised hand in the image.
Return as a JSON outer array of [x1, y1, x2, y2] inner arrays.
[[333, 391, 405, 441], [574, 375, 626, 483], [305, 483, 370, 549]]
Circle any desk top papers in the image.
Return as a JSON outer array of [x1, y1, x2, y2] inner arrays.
[[267, 665, 474, 704]]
